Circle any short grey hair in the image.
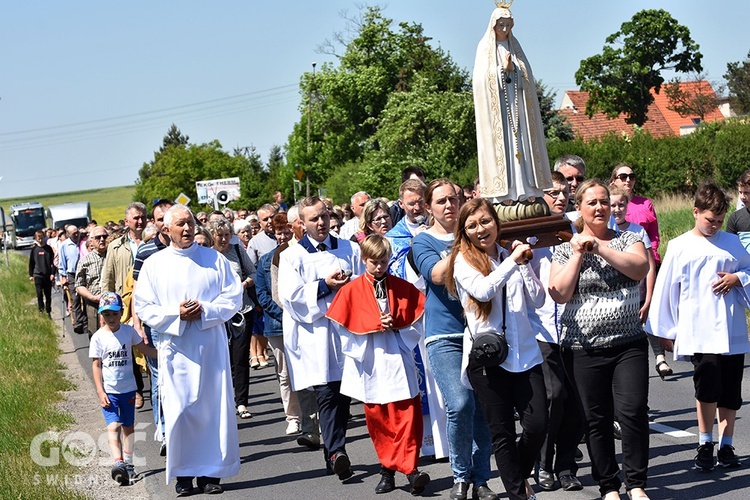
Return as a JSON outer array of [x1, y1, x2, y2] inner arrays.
[[233, 219, 251, 233], [553, 154, 586, 175], [163, 204, 193, 229], [287, 205, 300, 224], [207, 218, 233, 237], [257, 204, 277, 216], [125, 202, 147, 218]]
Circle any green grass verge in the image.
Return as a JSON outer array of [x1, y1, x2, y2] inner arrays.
[[0, 253, 87, 499], [653, 197, 695, 259], [0, 185, 136, 227]]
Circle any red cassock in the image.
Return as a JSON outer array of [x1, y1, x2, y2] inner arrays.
[[327, 273, 426, 474]]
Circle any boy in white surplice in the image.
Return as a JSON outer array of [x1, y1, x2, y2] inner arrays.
[[327, 234, 431, 495], [647, 182, 750, 472]]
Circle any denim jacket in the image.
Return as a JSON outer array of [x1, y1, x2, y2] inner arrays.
[[255, 250, 283, 336]]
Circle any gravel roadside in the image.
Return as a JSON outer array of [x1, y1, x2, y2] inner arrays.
[[55, 313, 150, 500]]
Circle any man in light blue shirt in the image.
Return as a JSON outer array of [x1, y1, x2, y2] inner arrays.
[[58, 224, 85, 333]]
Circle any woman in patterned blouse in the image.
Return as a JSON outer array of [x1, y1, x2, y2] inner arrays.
[[548, 179, 651, 500]]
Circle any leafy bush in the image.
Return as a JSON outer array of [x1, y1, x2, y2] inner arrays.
[[548, 119, 750, 198]]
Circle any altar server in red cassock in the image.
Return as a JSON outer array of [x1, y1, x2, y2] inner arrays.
[[327, 234, 431, 496]]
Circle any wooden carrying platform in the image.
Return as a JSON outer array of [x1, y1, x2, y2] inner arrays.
[[498, 214, 573, 249]]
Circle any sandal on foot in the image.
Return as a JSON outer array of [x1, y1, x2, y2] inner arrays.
[[236, 405, 252, 419], [250, 356, 260, 369], [655, 360, 673, 380]]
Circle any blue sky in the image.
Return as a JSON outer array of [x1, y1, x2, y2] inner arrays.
[[1, 1, 748, 200]]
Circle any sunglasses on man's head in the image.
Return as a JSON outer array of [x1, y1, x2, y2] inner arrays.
[[566, 175, 585, 183], [616, 173, 637, 181]]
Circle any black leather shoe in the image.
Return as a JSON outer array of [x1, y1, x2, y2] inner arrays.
[[196, 477, 222, 494], [407, 470, 430, 495], [535, 467, 557, 491], [331, 452, 353, 480], [175, 478, 194, 497], [375, 468, 396, 494], [559, 474, 583, 491], [472, 484, 500, 500], [450, 481, 470, 500], [202, 483, 223, 494]]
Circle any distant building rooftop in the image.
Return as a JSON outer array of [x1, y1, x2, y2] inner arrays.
[[559, 81, 726, 140]]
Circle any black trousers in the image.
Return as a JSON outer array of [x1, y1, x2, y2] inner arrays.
[[563, 338, 649, 496], [314, 381, 351, 463], [33, 276, 53, 314], [468, 361, 547, 500], [229, 314, 252, 407], [538, 341, 585, 475]]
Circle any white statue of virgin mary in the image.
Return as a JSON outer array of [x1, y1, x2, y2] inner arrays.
[[473, 5, 552, 205]]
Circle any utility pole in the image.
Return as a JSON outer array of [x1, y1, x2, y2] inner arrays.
[[306, 62, 316, 197]]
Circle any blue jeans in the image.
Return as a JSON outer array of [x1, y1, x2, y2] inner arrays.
[[427, 336, 492, 485], [145, 325, 165, 439]]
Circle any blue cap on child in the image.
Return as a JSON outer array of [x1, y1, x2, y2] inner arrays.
[[98, 292, 123, 314]]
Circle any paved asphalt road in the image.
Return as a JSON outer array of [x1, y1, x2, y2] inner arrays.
[[58, 291, 750, 499]]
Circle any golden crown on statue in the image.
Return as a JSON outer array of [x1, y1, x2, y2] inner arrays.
[[494, 0, 514, 8]]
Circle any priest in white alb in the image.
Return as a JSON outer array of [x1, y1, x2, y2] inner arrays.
[[279, 196, 364, 482], [134, 204, 242, 496]]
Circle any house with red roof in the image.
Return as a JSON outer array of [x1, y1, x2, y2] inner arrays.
[[559, 81, 726, 141]]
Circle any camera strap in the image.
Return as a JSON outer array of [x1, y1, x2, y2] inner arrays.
[[468, 254, 507, 342]]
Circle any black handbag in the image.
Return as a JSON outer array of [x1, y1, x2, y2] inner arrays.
[[469, 283, 509, 368]]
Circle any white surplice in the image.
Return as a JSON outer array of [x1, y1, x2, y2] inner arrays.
[[133, 243, 242, 483], [336, 296, 422, 405], [645, 231, 750, 359], [279, 237, 364, 391]]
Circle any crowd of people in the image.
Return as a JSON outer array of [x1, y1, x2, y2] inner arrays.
[[27, 161, 750, 500]]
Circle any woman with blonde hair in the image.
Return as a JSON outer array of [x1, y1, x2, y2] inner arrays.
[[550, 179, 650, 500]]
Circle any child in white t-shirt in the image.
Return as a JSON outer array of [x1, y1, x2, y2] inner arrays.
[[89, 292, 157, 485]]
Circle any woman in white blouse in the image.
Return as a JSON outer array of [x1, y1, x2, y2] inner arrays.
[[446, 198, 547, 500]]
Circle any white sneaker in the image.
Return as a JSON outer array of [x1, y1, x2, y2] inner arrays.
[[285, 420, 302, 435]]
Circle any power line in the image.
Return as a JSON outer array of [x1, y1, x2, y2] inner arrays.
[[0, 91, 300, 151], [0, 84, 299, 137]]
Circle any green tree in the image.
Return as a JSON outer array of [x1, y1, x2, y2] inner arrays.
[[266, 145, 290, 202], [159, 123, 189, 153], [725, 50, 750, 115], [134, 140, 258, 210], [663, 74, 723, 120], [285, 6, 469, 191], [536, 80, 574, 142], [353, 79, 475, 198], [233, 145, 270, 210], [575, 9, 703, 126]]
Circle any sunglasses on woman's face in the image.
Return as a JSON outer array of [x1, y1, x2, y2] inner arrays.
[[616, 173, 637, 181]]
